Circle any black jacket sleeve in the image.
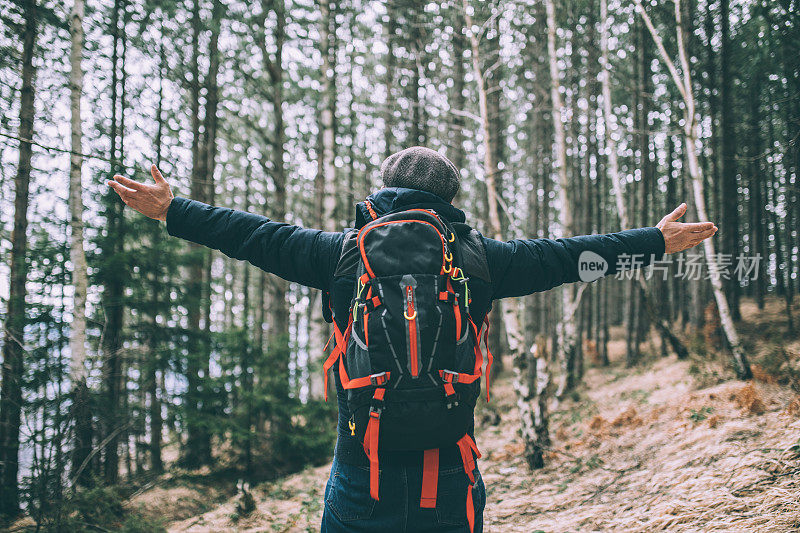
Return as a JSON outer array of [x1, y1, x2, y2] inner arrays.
[[483, 227, 666, 300], [165, 197, 344, 291]]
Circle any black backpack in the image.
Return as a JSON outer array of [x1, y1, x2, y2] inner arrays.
[[322, 206, 492, 531]]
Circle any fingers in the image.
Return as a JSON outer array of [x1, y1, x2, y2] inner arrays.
[[682, 221, 716, 232], [151, 164, 166, 184], [683, 227, 717, 250], [112, 174, 142, 190], [107, 180, 135, 196], [665, 202, 687, 222]]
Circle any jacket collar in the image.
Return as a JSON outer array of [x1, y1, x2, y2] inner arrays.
[[354, 187, 466, 228]]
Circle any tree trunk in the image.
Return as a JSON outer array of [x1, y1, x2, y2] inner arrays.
[[0, 0, 37, 516], [464, 0, 548, 465], [450, 8, 467, 204], [512, 331, 552, 469], [101, 0, 128, 484], [183, 0, 206, 468], [146, 28, 168, 474], [68, 0, 93, 486], [463, 0, 519, 384], [635, 0, 750, 378], [747, 80, 767, 310], [719, 0, 740, 320], [601, 0, 690, 361], [319, 0, 337, 228], [258, 0, 291, 411], [183, 0, 223, 467], [542, 0, 584, 396], [383, 5, 396, 158]]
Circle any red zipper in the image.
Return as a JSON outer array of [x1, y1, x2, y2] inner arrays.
[[406, 285, 419, 377]]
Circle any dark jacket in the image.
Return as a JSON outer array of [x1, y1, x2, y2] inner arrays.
[[166, 187, 665, 468]]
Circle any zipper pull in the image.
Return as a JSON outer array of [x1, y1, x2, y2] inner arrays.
[[348, 416, 356, 436]]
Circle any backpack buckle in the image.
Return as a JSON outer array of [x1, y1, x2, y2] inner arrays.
[[443, 382, 459, 409], [369, 372, 388, 386], [446, 395, 459, 409], [441, 370, 459, 384], [369, 386, 386, 417], [369, 397, 384, 417]]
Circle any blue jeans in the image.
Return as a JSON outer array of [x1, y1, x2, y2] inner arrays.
[[321, 456, 485, 532]]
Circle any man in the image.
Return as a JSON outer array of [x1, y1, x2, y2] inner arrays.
[[108, 146, 716, 532]]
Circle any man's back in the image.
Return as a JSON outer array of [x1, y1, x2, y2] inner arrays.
[[164, 185, 665, 533]]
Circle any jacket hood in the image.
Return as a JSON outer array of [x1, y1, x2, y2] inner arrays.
[[354, 187, 466, 228]]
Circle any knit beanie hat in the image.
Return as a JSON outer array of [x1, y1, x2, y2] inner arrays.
[[380, 146, 461, 203]]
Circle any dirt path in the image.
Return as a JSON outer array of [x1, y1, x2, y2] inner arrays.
[[157, 351, 800, 532]]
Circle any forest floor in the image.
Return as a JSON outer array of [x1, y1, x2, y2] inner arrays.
[[129, 298, 800, 532]]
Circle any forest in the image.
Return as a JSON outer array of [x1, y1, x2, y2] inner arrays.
[[0, 0, 798, 531]]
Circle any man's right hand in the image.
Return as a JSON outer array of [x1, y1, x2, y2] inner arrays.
[[107, 165, 174, 221]]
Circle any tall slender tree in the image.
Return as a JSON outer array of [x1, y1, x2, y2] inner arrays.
[[0, 0, 38, 516], [634, 0, 751, 379], [68, 0, 93, 486], [600, 0, 690, 361], [719, 0, 740, 319]]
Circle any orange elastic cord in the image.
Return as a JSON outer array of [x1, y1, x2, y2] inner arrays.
[[468, 318, 484, 377], [364, 200, 379, 220], [483, 317, 494, 402]]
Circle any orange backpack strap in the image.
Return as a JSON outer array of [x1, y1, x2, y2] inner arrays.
[[420, 449, 439, 508], [362, 387, 386, 500], [456, 434, 482, 533]]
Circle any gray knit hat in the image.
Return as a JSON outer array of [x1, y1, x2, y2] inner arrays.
[[380, 146, 461, 203]]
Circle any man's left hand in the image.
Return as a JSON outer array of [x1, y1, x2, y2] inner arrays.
[[656, 203, 718, 254]]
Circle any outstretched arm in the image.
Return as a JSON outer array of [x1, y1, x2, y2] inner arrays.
[[108, 165, 343, 290], [486, 202, 717, 300]]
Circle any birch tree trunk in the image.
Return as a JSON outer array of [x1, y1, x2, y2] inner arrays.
[[633, 0, 751, 379], [319, 0, 337, 228], [512, 335, 552, 469], [68, 0, 93, 487], [463, 0, 521, 359], [600, 0, 690, 361], [463, 0, 547, 462], [542, 0, 584, 396]]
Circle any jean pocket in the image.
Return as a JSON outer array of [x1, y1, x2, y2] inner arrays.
[[434, 467, 471, 526], [325, 462, 377, 522]]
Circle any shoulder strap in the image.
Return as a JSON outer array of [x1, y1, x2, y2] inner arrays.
[[333, 229, 359, 279], [322, 229, 358, 323], [452, 223, 491, 283], [330, 223, 490, 283]]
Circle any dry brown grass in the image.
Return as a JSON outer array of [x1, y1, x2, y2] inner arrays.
[[733, 382, 768, 415], [139, 298, 800, 532]]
